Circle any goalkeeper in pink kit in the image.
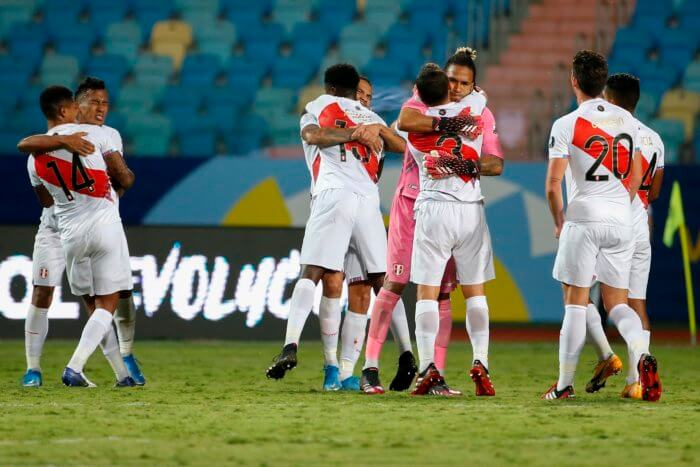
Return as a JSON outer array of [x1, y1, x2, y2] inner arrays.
[[360, 49, 504, 395]]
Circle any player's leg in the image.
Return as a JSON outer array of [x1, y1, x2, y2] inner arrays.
[[268, 189, 356, 380], [114, 289, 146, 385], [339, 278, 372, 390], [319, 272, 343, 390], [453, 203, 496, 396], [543, 222, 596, 400], [584, 296, 622, 394]]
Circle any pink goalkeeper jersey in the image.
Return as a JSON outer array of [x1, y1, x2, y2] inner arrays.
[[395, 91, 502, 200]]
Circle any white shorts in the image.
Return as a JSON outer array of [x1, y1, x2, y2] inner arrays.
[[32, 222, 66, 287], [628, 217, 651, 300], [553, 221, 633, 289], [411, 200, 495, 286], [344, 245, 368, 285], [301, 188, 386, 273], [62, 222, 134, 297]]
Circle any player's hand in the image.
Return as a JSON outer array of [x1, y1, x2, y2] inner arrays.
[[434, 114, 483, 140], [554, 224, 563, 239], [352, 124, 383, 154], [60, 132, 94, 156], [423, 150, 479, 180]]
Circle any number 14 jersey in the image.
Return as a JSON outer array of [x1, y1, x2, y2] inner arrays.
[[549, 98, 640, 226], [29, 123, 121, 238]]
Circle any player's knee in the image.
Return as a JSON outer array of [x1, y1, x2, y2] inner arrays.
[[300, 265, 325, 284], [31, 286, 54, 308]]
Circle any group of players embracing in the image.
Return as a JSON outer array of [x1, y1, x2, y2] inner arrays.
[[267, 48, 664, 402], [18, 78, 145, 388]]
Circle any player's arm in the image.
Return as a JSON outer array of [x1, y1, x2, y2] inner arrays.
[[17, 133, 95, 156], [104, 151, 135, 192], [397, 107, 481, 135], [478, 155, 503, 176], [648, 168, 664, 203], [628, 149, 643, 202], [545, 158, 568, 239], [301, 123, 355, 148], [33, 185, 54, 208], [352, 123, 405, 153], [478, 107, 504, 176]]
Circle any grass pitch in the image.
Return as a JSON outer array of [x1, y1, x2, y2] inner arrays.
[[0, 340, 698, 466]]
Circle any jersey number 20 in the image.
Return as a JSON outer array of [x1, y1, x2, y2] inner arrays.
[[584, 133, 633, 182]]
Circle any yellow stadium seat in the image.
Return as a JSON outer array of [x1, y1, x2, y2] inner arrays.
[[658, 108, 696, 141], [296, 84, 325, 113], [659, 89, 700, 114], [151, 20, 193, 48], [152, 42, 187, 70]]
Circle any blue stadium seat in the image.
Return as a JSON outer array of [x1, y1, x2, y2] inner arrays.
[[0, 129, 25, 155], [134, 54, 174, 87], [175, 0, 220, 11], [339, 39, 377, 68], [340, 21, 381, 44], [638, 61, 681, 91], [635, 92, 658, 121], [225, 113, 267, 154], [222, 0, 269, 29], [237, 22, 284, 45], [364, 57, 409, 86], [633, 14, 669, 33], [180, 54, 222, 86], [10, 107, 45, 133], [0, 56, 35, 87], [289, 22, 330, 66], [132, 1, 176, 39], [272, 1, 311, 34], [118, 84, 158, 113], [8, 23, 47, 65], [386, 37, 425, 68], [105, 20, 143, 46], [271, 57, 315, 89], [254, 87, 296, 115], [85, 54, 130, 92], [364, 3, 401, 35], [39, 54, 80, 87], [87, 0, 129, 34], [634, 0, 673, 16], [227, 57, 267, 92], [178, 130, 217, 157], [127, 111, 173, 156], [161, 85, 203, 110], [204, 86, 252, 116], [317, 1, 356, 40], [0, 5, 34, 41], [407, 8, 445, 42], [0, 92, 19, 114], [43, 0, 83, 24], [386, 23, 428, 50]]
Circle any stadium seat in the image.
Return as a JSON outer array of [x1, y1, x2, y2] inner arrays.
[[296, 84, 325, 113], [659, 89, 700, 139], [39, 54, 80, 87], [363, 57, 409, 86], [363, 2, 402, 35], [175, 0, 220, 12], [222, 0, 269, 29], [0, 56, 35, 88], [0, 4, 34, 42], [8, 23, 48, 65], [634, 0, 673, 17], [195, 17, 236, 46], [340, 21, 381, 45], [638, 61, 680, 94], [225, 113, 267, 154], [272, 1, 311, 34], [227, 58, 267, 94], [134, 53, 174, 87], [317, 1, 356, 40], [635, 92, 658, 122], [289, 23, 331, 67], [254, 88, 296, 115], [105, 20, 143, 47], [203, 87, 250, 126], [132, 0, 176, 39], [85, 54, 130, 90], [271, 57, 315, 89], [0, 130, 25, 155], [151, 20, 193, 47], [128, 113, 173, 156], [118, 84, 159, 114], [10, 107, 45, 133], [650, 118, 686, 148], [152, 42, 187, 70], [178, 130, 218, 157], [87, 0, 128, 34], [162, 85, 203, 109], [339, 39, 377, 68], [180, 54, 222, 86], [633, 14, 669, 33]]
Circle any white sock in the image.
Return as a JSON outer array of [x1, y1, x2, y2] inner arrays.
[[609, 304, 647, 373], [389, 298, 413, 354], [114, 296, 136, 356], [67, 308, 113, 373], [415, 300, 439, 373], [100, 326, 130, 381], [627, 329, 652, 384], [339, 311, 367, 380], [557, 305, 587, 391], [465, 296, 489, 369], [585, 303, 613, 361], [284, 278, 316, 346], [319, 296, 341, 367], [25, 305, 49, 371]]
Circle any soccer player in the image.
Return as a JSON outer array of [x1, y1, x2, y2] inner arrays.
[[20, 86, 136, 387], [542, 51, 660, 401], [360, 48, 503, 396], [394, 64, 497, 396], [18, 78, 146, 386], [265, 64, 404, 381], [583, 73, 664, 400]]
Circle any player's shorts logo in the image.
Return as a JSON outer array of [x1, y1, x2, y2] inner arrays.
[[39, 268, 48, 279], [393, 263, 404, 276]]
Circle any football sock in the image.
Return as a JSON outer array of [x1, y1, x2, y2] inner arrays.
[[609, 304, 647, 374], [626, 330, 652, 384], [434, 299, 452, 374], [339, 311, 367, 380], [389, 298, 413, 354], [364, 289, 400, 369], [319, 296, 341, 367], [284, 278, 316, 346], [100, 326, 130, 381], [114, 296, 136, 356], [466, 296, 490, 369], [585, 303, 613, 361], [25, 304, 49, 371], [415, 300, 439, 373], [67, 308, 113, 373], [557, 305, 587, 391]]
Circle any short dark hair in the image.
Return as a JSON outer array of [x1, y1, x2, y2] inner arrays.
[[359, 75, 372, 87], [324, 63, 360, 97], [415, 63, 449, 106], [572, 50, 608, 98], [605, 73, 640, 113], [75, 76, 106, 100], [39, 85, 74, 119], [444, 47, 478, 82]]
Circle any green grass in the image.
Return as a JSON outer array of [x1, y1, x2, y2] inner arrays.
[[0, 340, 699, 466]]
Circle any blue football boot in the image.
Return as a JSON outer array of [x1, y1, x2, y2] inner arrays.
[[323, 365, 341, 391], [62, 367, 96, 387], [341, 376, 360, 391], [123, 354, 146, 386], [115, 376, 137, 387], [22, 369, 42, 387]]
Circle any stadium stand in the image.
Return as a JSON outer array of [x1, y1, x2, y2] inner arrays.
[[0, 0, 696, 161]]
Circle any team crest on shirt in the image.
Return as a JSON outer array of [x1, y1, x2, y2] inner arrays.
[[39, 268, 48, 279], [439, 109, 446, 115], [393, 263, 405, 276]]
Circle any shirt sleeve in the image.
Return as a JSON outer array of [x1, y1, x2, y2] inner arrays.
[[94, 126, 119, 156], [401, 96, 428, 113], [26, 155, 42, 187], [480, 107, 503, 158], [548, 117, 570, 159], [110, 128, 124, 155], [656, 137, 665, 169], [299, 111, 318, 134]]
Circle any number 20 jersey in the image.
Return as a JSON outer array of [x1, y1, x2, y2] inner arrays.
[[549, 98, 639, 225], [300, 94, 386, 202], [30, 123, 121, 238]]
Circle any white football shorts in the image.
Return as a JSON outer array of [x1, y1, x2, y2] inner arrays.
[[411, 200, 495, 286], [32, 221, 66, 287], [62, 221, 134, 296], [300, 188, 386, 274], [628, 214, 651, 300], [553, 221, 633, 289]]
